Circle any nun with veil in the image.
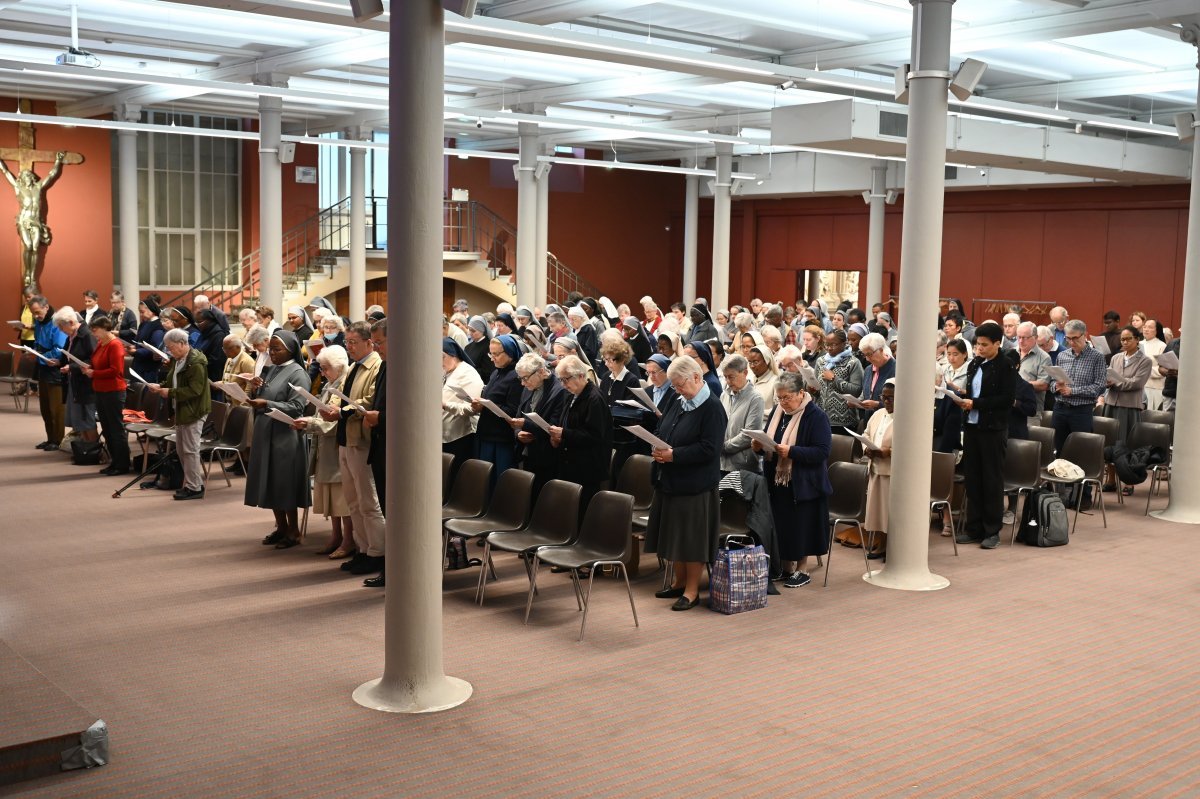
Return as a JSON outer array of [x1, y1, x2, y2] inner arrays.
[[245, 330, 313, 550]]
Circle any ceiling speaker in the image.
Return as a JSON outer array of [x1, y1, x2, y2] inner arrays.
[[349, 0, 383, 22], [442, 0, 478, 17]]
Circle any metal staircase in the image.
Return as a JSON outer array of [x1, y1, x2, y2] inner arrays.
[[163, 197, 599, 314]]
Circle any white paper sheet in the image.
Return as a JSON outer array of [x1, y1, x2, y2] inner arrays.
[[1156, 350, 1179, 371], [128, 368, 151, 385], [522, 411, 552, 433], [626, 385, 660, 415], [477, 397, 513, 422], [290, 382, 332, 412], [1090, 336, 1111, 357], [742, 428, 778, 450], [449, 384, 475, 403], [839, 392, 867, 409], [797, 364, 821, 390], [61, 348, 89, 369], [325, 384, 364, 411], [265, 407, 298, 425], [7, 320, 23, 329], [622, 424, 670, 450], [139, 340, 170, 362], [8, 342, 52, 364], [848, 429, 882, 452], [1046, 365, 1070, 385], [218, 381, 251, 404]]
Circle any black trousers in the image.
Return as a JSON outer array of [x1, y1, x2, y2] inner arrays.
[[962, 424, 1007, 539], [95, 390, 129, 470]]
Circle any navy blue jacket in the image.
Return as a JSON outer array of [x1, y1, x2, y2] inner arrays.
[[762, 402, 833, 502], [652, 389, 726, 495]]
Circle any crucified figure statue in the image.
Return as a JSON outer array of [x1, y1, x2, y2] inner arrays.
[[1, 151, 65, 290]]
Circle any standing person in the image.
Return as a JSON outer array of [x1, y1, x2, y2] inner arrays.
[[858, 332, 896, 420], [441, 338, 484, 483], [157, 328, 211, 500], [130, 298, 167, 383], [54, 306, 98, 446], [293, 345, 355, 559], [471, 333, 525, 487], [752, 371, 832, 587], [509, 352, 567, 499], [80, 290, 105, 326], [956, 322, 1016, 550], [1015, 321, 1051, 413], [246, 331, 311, 544], [195, 309, 228, 389], [1160, 333, 1181, 411], [29, 296, 67, 451], [85, 316, 131, 476], [318, 322, 383, 575], [1100, 311, 1123, 358], [219, 336, 256, 405], [1101, 326, 1151, 494], [719, 354, 763, 474], [464, 316, 494, 384], [861, 380, 896, 559], [193, 294, 229, 335], [815, 328, 864, 436], [109, 291, 138, 340], [360, 318, 388, 588], [1140, 319, 1167, 411], [1048, 320, 1107, 453], [285, 306, 314, 341], [645, 357, 726, 610], [549, 355, 613, 516], [19, 286, 37, 344]]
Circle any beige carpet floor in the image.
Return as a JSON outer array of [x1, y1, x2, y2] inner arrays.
[[1, 407, 1198, 799]]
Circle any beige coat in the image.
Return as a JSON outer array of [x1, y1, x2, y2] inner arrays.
[[330, 351, 382, 450]]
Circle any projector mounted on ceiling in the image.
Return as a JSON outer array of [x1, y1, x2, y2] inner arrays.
[[58, 4, 99, 68]]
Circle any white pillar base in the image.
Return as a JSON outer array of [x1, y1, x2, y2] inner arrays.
[[1150, 508, 1200, 525], [353, 675, 473, 714], [864, 568, 950, 591]]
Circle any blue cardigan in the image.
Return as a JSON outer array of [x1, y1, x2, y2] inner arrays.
[[762, 402, 833, 502]]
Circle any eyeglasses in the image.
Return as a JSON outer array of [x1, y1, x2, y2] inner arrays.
[[1065, 334, 1083, 342], [1119, 336, 1135, 342]]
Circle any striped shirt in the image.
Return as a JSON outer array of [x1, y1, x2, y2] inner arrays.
[[1050, 345, 1106, 405]]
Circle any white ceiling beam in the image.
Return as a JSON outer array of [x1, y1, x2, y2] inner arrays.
[[987, 67, 1199, 102], [447, 73, 722, 110], [482, 0, 656, 25], [655, 1, 869, 42], [572, 15, 783, 57]]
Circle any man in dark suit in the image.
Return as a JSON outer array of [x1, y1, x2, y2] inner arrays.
[[362, 317, 387, 588], [956, 322, 1017, 550]]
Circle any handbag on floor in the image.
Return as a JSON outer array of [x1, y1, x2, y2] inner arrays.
[[709, 543, 769, 615], [70, 439, 105, 466]]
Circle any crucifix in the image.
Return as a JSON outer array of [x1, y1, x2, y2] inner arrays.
[[0, 99, 85, 291]]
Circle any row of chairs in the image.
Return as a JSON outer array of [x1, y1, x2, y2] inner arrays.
[[0, 351, 37, 413], [121, 386, 252, 486]]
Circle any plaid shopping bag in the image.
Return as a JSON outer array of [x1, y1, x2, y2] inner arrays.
[[709, 544, 769, 615]]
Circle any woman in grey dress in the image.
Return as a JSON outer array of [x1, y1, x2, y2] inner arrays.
[[245, 330, 313, 549]]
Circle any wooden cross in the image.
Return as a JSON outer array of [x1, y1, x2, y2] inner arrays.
[[0, 100, 84, 174]]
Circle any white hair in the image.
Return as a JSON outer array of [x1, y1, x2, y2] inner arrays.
[[244, 324, 270, 347], [666, 355, 702, 381], [51, 305, 79, 328], [858, 332, 888, 355], [315, 344, 349, 374], [163, 328, 189, 346], [311, 307, 331, 324], [1003, 312, 1020, 325]]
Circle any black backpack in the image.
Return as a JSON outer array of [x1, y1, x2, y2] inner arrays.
[[1018, 488, 1069, 547], [70, 439, 105, 466]]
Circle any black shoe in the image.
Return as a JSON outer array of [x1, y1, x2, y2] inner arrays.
[[140, 480, 160, 490], [274, 536, 300, 549], [349, 555, 384, 575], [655, 586, 685, 599], [173, 487, 205, 501], [955, 532, 983, 544], [34, 441, 49, 450], [980, 535, 1000, 550], [43, 442, 60, 452], [670, 595, 699, 611], [340, 553, 364, 572], [363, 574, 385, 588], [262, 530, 286, 546], [866, 548, 886, 560]]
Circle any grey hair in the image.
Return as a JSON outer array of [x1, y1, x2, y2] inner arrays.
[[163, 328, 189, 346], [244, 324, 270, 347], [722, 354, 749, 374], [319, 313, 345, 332], [776, 371, 806, 395], [547, 312, 568, 326], [1036, 325, 1053, 344], [936, 331, 948, 346], [516, 352, 548, 378], [1017, 321, 1036, 337], [51, 305, 79, 328], [666, 355, 701, 381], [222, 334, 245, 349], [734, 311, 754, 331], [1064, 319, 1088, 337], [555, 354, 588, 380], [761, 325, 782, 344], [858, 332, 887, 354], [1003, 312, 1021, 325], [553, 337, 580, 354], [316, 344, 349, 374]]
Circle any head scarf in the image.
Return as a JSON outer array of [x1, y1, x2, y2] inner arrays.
[[172, 306, 195, 327], [685, 338, 717, 374], [496, 312, 518, 332], [468, 315, 492, 339], [307, 296, 337, 316], [849, 322, 870, 338], [751, 343, 781, 376], [523, 324, 547, 352], [622, 315, 641, 331], [515, 305, 534, 322], [690, 303, 714, 325], [740, 328, 766, 350], [442, 336, 475, 369], [142, 297, 161, 316], [288, 305, 312, 330], [543, 303, 563, 318], [657, 330, 685, 358], [496, 333, 522, 362], [270, 329, 305, 366], [647, 353, 671, 372]]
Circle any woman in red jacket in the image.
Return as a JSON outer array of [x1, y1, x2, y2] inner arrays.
[[84, 316, 131, 475]]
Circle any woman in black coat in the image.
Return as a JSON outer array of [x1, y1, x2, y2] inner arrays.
[[509, 352, 567, 500], [549, 354, 613, 517], [645, 356, 727, 611], [471, 333, 524, 490]]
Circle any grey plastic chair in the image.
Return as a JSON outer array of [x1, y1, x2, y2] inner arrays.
[[614, 454, 654, 531], [827, 461, 868, 585], [444, 468, 535, 576], [828, 434, 855, 465], [930, 451, 959, 556], [1003, 438, 1043, 544], [1125, 422, 1173, 515], [1027, 425, 1056, 467], [1040, 431, 1106, 532]]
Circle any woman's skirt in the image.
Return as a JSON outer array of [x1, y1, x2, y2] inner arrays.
[[1102, 404, 1141, 446], [645, 488, 720, 563], [64, 384, 96, 431], [864, 472, 891, 532], [313, 480, 349, 518], [769, 483, 830, 561]]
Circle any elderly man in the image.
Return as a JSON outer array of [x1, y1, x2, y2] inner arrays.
[[194, 294, 229, 334], [237, 307, 258, 334], [1048, 319, 1106, 453], [452, 298, 470, 316], [154, 328, 211, 500], [1048, 306, 1069, 348], [1016, 321, 1051, 412], [1036, 324, 1062, 364], [1001, 313, 1021, 349]]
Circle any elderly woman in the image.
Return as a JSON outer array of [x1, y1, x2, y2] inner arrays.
[[237, 307, 258, 333], [684, 341, 723, 396], [720, 354, 764, 474], [549, 355, 613, 516], [815, 328, 864, 436], [28, 297, 67, 450], [1140, 319, 1167, 411], [646, 357, 727, 610], [1103, 325, 1152, 494], [309, 313, 346, 386], [858, 332, 896, 419], [293, 345, 355, 558], [601, 337, 645, 479], [508, 352, 567, 498], [747, 343, 780, 424], [245, 330, 312, 548], [464, 315, 494, 383], [656, 330, 686, 360], [85, 316, 131, 475], [644, 353, 676, 421], [219, 335, 256, 406], [552, 337, 598, 383], [441, 338, 485, 481], [859, 380, 896, 559], [752, 371, 833, 587], [244, 324, 271, 380], [53, 305, 99, 446], [471, 333, 525, 487]]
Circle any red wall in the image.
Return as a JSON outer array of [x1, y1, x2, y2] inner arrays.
[[0, 98, 112, 321], [239, 128, 320, 256]]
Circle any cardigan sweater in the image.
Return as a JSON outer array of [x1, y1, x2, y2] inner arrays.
[[90, 337, 128, 393], [652, 389, 726, 495]]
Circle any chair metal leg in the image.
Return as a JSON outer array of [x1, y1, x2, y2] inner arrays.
[[579, 566, 596, 641], [569, 569, 584, 611], [523, 553, 541, 624], [824, 520, 835, 587], [619, 562, 638, 629], [1071, 481, 1083, 534], [475, 540, 492, 604], [1090, 479, 1106, 528]]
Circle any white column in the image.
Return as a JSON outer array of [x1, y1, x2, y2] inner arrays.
[[868, 0, 955, 591], [711, 143, 733, 311], [337, 144, 348, 201], [865, 162, 888, 311], [349, 143, 367, 321], [116, 103, 141, 302], [1154, 30, 1200, 524], [515, 122, 538, 307], [683, 162, 699, 305], [256, 80, 286, 314], [535, 151, 552, 308], [353, 0, 471, 714]]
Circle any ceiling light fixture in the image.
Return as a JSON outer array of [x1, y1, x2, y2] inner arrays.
[[1085, 118, 1179, 137]]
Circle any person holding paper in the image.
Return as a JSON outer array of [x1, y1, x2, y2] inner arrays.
[[53, 305, 99, 446], [245, 331, 312, 544], [194, 310, 228, 389], [933, 339, 970, 456], [130, 298, 166, 383], [859, 380, 896, 558], [19, 286, 36, 344], [308, 314, 345, 388], [157, 328, 212, 500], [750, 370, 831, 588], [1140, 319, 1167, 411], [719, 354, 763, 474], [108, 290, 138, 340], [219, 336, 256, 407], [644, 357, 726, 610], [644, 354, 677, 421], [857, 333, 895, 421], [244, 325, 271, 382], [464, 316, 494, 384], [601, 338, 648, 481], [814, 329, 863, 437], [1049, 319, 1107, 453], [442, 338, 485, 482], [746, 344, 779, 424], [1101, 326, 1152, 494], [85, 316, 131, 475], [549, 355, 613, 519], [292, 344, 354, 558], [684, 341, 723, 397], [472, 334, 525, 489], [509, 352, 566, 499], [1160, 335, 1181, 411], [552, 337, 598, 384], [29, 296, 67, 451]]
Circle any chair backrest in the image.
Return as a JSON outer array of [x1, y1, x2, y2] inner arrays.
[[444, 458, 493, 515], [219, 405, 250, 447], [1140, 410, 1174, 433], [1040, 409, 1054, 428], [614, 454, 654, 510], [1027, 414, 1042, 427], [137, 392, 163, 423], [1060, 432, 1106, 480], [207, 400, 229, 440], [1091, 415, 1119, 448], [14, 353, 37, 380], [718, 489, 750, 532], [1126, 421, 1172, 454], [1027, 425, 1056, 466], [0, 350, 12, 376], [828, 434, 855, 465], [1004, 438, 1042, 488], [482, 468, 535, 528], [442, 452, 455, 502], [827, 461, 868, 520], [125, 381, 146, 413], [930, 451, 957, 503], [574, 490, 634, 562], [526, 479, 582, 541]]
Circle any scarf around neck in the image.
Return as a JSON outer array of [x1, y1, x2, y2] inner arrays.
[[765, 393, 811, 487]]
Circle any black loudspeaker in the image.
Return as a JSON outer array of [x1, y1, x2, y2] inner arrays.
[[349, 0, 383, 22]]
